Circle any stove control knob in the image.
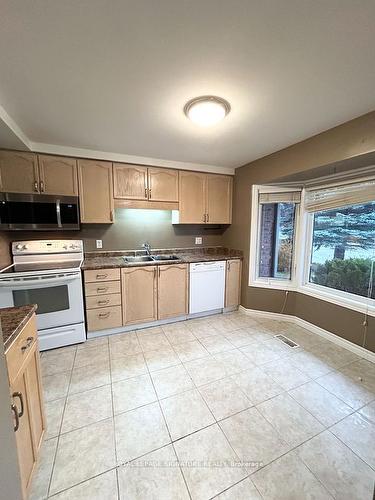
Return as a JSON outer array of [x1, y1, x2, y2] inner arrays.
[[23, 244, 29, 250], [70, 244, 76, 249], [63, 244, 68, 250], [16, 244, 23, 251]]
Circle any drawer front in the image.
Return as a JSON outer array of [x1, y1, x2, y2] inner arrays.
[[85, 280, 121, 296], [87, 306, 122, 331], [6, 315, 37, 384], [86, 293, 122, 310], [84, 268, 120, 283]]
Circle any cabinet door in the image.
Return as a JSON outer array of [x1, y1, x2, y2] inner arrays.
[[158, 264, 188, 319], [11, 342, 45, 498], [113, 163, 148, 200], [0, 151, 39, 193], [122, 267, 157, 325], [148, 167, 178, 202], [178, 171, 206, 223], [225, 259, 242, 308], [206, 174, 233, 224], [78, 159, 114, 223], [38, 155, 78, 195]]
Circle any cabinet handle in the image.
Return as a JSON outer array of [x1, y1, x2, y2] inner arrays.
[[21, 336, 34, 353], [98, 299, 110, 305], [145, 187, 148, 199], [110, 210, 114, 222], [206, 213, 209, 223], [97, 287, 108, 293], [203, 214, 206, 223], [158, 266, 160, 277], [99, 312, 110, 319], [96, 273, 108, 279], [228, 261, 231, 271], [34, 181, 39, 192], [11, 404, 19, 432], [149, 189, 152, 199], [12, 392, 24, 417], [40, 180, 45, 192]]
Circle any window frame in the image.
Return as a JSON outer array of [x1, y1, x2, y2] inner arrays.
[[248, 185, 302, 291], [249, 183, 375, 317]]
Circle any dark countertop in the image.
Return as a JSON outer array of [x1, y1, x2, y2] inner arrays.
[[82, 247, 243, 270], [1, 305, 37, 352]]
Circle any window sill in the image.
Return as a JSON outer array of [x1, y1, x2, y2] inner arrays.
[[248, 279, 297, 292]]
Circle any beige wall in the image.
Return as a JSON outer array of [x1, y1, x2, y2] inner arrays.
[[0, 208, 228, 262], [224, 111, 375, 352]]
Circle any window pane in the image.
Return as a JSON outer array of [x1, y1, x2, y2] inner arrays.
[[309, 201, 375, 298], [258, 202, 296, 279]]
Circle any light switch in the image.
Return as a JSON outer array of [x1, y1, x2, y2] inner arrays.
[[195, 237, 202, 245], [96, 240, 103, 249]]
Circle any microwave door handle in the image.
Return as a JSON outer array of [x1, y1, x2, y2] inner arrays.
[[56, 199, 62, 228], [0, 274, 80, 288]]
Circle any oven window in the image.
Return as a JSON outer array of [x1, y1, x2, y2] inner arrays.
[[13, 285, 70, 314]]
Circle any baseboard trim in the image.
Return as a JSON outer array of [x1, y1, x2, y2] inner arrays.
[[239, 306, 375, 363]]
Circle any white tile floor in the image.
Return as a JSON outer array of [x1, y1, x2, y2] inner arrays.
[[31, 311, 375, 500]]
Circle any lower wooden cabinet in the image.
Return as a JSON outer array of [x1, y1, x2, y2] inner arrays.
[[122, 266, 158, 325], [6, 314, 45, 499], [158, 264, 188, 319], [225, 259, 242, 308]]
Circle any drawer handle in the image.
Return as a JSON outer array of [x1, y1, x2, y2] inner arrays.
[[12, 392, 24, 417], [98, 299, 110, 305], [21, 336, 34, 353], [96, 273, 108, 279], [11, 404, 19, 432], [97, 287, 108, 293], [99, 312, 110, 319]]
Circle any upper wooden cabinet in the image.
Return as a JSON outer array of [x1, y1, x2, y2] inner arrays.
[[148, 167, 178, 202], [121, 266, 157, 325], [113, 163, 178, 204], [78, 159, 114, 223], [225, 259, 242, 308], [176, 171, 232, 224], [38, 155, 78, 195], [113, 163, 148, 200], [157, 264, 188, 319], [0, 151, 39, 194]]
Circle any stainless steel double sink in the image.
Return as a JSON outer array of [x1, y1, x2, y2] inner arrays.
[[123, 255, 180, 263]]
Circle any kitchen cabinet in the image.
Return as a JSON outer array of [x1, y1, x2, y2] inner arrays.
[[113, 163, 178, 204], [225, 259, 242, 308], [121, 266, 157, 325], [78, 159, 114, 223], [6, 314, 45, 499], [157, 264, 188, 319], [175, 171, 232, 224], [0, 151, 39, 194], [37, 155, 78, 195]]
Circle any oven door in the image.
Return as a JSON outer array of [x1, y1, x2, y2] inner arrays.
[[0, 272, 84, 331]]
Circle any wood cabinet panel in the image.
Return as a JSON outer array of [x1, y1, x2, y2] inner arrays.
[[85, 280, 121, 297], [158, 264, 188, 319], [0, 151, 39, 193], [38, 155, 78, 195], [206, 175, 232, 224], [148, 167, 178, 202], [122, 266, 157, 325], [178, 171, 206, 223], [113, 163, 148, 200], [6, 317, 37, 384], [225, 259, 242, 308], [84, 268, 120, 283], [78, 159, 114, 223], [87, 305, 122, 331]]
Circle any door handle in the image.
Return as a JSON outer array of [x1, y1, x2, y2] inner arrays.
[[34, 181, 39, 192], [11, 404, 19, 432], [21, 337, 34, 353], [40, 180, 45, 192], [145, 187, 148, 199], [12, 392, 24, 417], [206, 213, 209, 223]]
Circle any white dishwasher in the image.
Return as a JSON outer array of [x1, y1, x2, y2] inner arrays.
[[189, 261, 226, 314]]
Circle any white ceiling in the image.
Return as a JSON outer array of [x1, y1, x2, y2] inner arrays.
[[0, 0, 374, 173]]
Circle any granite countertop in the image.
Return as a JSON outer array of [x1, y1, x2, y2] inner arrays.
[[1, 305, 37, 352], [82, 247, 243, 270]]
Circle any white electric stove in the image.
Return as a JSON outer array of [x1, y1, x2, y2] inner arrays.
[[0, 240, 86, 350]]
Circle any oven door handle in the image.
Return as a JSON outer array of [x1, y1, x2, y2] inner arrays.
[[0, 273, 81, 288]]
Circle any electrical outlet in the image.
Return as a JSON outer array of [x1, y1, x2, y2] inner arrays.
[[195, 237, 202, 245], [96, 240, 103, 249]]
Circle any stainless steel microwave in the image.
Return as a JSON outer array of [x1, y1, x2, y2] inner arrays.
[[0, 193, 80, 230]]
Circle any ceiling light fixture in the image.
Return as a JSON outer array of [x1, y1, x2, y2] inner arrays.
[[184, 95, 230, 127]]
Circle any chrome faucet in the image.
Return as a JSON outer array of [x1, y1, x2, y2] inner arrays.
[[142, 242, 151, 255]]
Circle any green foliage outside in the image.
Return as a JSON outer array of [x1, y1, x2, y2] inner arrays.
[[310, 258, 374, 298]]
